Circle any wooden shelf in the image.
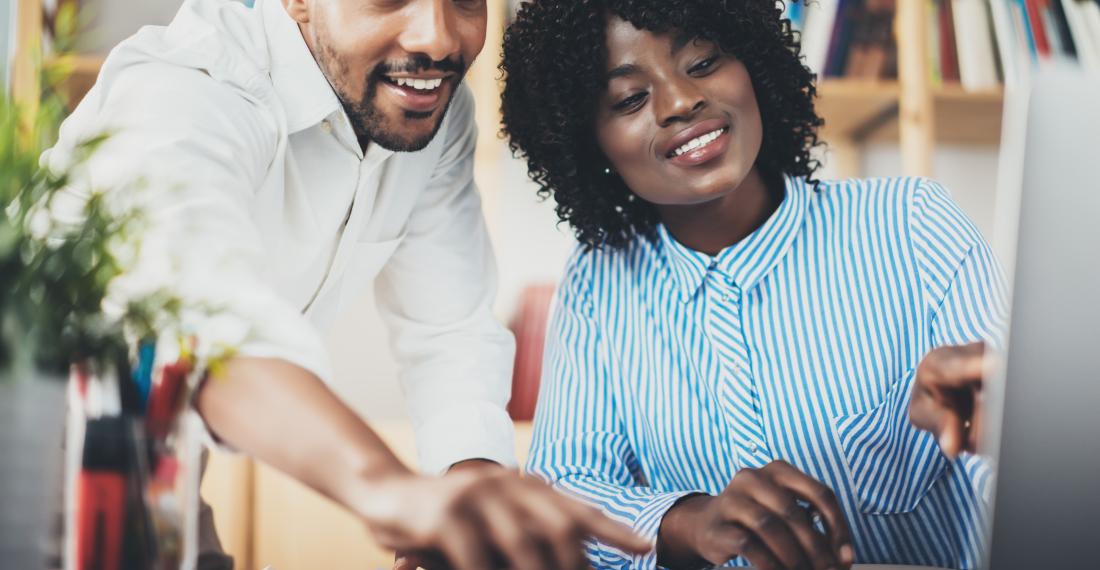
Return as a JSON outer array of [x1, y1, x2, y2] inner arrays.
[[865, 84, 1004, 145], [816, 79, 1004, 147], [46, 54, 104, 109], [816, 79, 901, 140], [931, 84, 1004, 145]]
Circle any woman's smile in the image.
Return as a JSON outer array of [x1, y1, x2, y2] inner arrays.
[[661, 117, 732, 167]]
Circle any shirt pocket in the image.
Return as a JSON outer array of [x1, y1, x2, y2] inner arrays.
[[830, 369, 948, 515]]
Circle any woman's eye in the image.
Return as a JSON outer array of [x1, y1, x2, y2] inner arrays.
[[689, 55, 720, 75], [612, 92, 647, 112]]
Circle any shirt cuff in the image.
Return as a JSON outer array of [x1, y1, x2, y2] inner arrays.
[[413, 401, 517, 474], [625, 490, 703, 570]]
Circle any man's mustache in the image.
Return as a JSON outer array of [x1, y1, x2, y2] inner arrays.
[[378, 54, 466, 76]]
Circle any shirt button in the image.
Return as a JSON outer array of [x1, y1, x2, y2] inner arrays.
[[749, 443, 759, 454], [721, 292, 731, 301], [321, 120, 333, 133]]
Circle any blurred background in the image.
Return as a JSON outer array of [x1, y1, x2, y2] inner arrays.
[[4, 0, 1067, 566], [1, 0, 1012, 423]]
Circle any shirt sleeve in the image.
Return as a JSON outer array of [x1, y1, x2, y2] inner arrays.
[[525, 249, 703, 570], [372, 83, 517, 474], [43, 61, 332, 447], [911, 178, 1010, 502]]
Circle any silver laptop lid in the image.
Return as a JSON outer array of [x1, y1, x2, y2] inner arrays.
[[985, 71, 1100, 570]]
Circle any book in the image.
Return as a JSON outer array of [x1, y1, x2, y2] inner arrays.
[[1062, 0, 1099, 69], [1079, 0, 1100, 66], [1025, 0, 1054, 57], [942, 0, 963, 81], [990, 0, 1028, 83], [955, 0, 1003, 89], [826, 0, 861, 76], [1013, 0, 1041, 62], [844, 0, 897, 78], [929, 0, 945, 84], [801, 0, 841, 76]]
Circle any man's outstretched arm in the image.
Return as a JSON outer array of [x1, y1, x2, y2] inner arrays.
[[197, 357, 650, 570]]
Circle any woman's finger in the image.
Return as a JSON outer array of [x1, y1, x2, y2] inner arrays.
[[718, 490, 809, 570], [765, 461, 853, 566], [749, 474, 840, 570]]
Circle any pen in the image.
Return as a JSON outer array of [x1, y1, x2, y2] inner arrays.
[[76, 417, 128, 570]]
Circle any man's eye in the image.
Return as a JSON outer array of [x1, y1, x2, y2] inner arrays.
[[689, 55, 720, 75], [612, 92, 647, 112]]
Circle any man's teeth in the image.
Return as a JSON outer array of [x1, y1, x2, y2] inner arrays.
[[672, 128, 726, 157], [392, 77, 444, 90]]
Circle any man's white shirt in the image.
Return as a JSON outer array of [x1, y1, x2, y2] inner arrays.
[[44, 0, 516, 473]]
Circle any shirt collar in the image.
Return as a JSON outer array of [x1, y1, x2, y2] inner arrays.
[[660, 175, 811, 303], [261, 0, 343, 134]]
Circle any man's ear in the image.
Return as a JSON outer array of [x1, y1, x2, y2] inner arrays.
[[282, 0, 310, 24]]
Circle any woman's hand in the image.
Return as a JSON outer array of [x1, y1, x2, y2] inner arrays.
[[909, 342, 990, 458], [657, 460, 853, 570], [359, 467, 651, 570]]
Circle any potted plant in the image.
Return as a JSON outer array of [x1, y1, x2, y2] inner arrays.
[[0, 44, 198, 569]]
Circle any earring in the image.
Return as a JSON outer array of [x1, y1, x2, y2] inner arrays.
[[603, 167, 613, 175]]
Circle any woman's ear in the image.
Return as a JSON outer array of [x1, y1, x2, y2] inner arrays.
[[282, 0, 310, 24]]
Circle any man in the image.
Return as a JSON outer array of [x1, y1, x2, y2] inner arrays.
[[45, 0, 647, 568]]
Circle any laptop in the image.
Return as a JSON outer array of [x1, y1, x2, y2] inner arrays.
[[982, 69, 1100, 570]]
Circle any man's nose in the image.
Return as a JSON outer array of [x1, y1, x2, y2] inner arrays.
[[398, 0, 461, 65]]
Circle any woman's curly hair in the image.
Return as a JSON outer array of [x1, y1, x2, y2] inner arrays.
[[500, 0, 824, 250]]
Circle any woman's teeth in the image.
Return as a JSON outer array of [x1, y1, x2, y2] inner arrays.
[[671, 128, 727, 157], [390, 77, 444, 91]]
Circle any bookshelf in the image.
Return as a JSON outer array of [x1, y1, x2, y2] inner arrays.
[[814, 0, 1007, 178], [48, 53, 105, 108], [11, 0, 103, 110]]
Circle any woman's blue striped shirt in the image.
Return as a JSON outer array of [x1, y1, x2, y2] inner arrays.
[[527, 176, 1008, 569]]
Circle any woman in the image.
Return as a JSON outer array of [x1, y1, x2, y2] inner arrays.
[[500, 1, 1007, 569]]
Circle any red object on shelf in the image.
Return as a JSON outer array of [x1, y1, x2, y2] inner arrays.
[[506, 284, 557, 422], [940, 0, 961, 82], [75, 471, 125, 570], [1024, 0, 1052, 58]]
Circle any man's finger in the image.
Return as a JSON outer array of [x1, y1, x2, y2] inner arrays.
[[395, 551, 449, 570], [510, 483, 598, 569], [477, 491, 550, 570], [550, 487, 651, 554], [438, 521, 491, 570]]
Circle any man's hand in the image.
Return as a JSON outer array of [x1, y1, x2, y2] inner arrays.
[[657, 460, 854, 570], [366, 467, 650, 570], [909, 342, 990, 458]]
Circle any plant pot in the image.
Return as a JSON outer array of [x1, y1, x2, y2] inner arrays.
[[0, 373, 68, 570]]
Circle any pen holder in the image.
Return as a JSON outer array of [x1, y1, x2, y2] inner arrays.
[[0, 371, 68, 570], [64, 354, 203, 570]]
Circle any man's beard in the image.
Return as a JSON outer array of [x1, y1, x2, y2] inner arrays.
[[315, 38, 466, 152], [343, 64, 459, 152]]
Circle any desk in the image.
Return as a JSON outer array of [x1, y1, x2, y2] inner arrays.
[[202, 421, 535, 570], [203, 426, 951, 570]]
